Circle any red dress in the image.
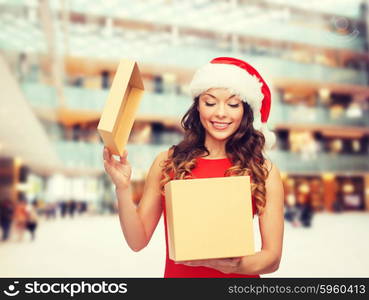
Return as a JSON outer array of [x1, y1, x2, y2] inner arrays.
[[161, 156, 260, 278]]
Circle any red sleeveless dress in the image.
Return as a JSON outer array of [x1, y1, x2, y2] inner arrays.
[[161, 156, 260, 278]]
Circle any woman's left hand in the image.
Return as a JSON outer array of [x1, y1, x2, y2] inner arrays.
[[177, 257, 242, 274]]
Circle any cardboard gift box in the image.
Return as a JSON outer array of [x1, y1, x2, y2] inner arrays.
[[97, 59, 144, 156], [164, 176, 255, 261]]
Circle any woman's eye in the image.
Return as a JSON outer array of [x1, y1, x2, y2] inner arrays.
[[228, 104, 240, 108], [205, 102, 216, 107]]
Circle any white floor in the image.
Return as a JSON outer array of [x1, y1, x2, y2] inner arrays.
[[0, 212, 368, 277]]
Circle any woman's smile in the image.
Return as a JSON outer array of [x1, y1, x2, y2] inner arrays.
[[210, 121, 232, 130]]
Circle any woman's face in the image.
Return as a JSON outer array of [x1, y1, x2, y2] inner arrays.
[[198, 88, 244, 142]]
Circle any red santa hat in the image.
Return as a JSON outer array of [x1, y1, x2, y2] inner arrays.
[[189, 56, 276, 150]]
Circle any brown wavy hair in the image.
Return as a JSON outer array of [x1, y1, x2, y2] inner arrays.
[[159, 97, 270, 215]]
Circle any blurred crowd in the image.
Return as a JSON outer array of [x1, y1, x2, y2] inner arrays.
[[0, 196, 89, 243], [0, 197, 37, 242], [284, 193, 314, 228]]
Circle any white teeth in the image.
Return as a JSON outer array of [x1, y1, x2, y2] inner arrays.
[[212, 122, 230, 129]]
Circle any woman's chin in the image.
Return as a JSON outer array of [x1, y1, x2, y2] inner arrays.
[[208, 131, 233, 141]]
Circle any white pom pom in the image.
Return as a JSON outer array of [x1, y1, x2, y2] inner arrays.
[[260, 123, 276, 150]]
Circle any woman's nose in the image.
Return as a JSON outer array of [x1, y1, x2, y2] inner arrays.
[[215, 104, 226, 117]]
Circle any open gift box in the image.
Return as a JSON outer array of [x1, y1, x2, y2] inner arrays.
[[164, 176, 255, 261], [97, 59, 144, 156]]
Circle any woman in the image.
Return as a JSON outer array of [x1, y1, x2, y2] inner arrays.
[[13, 197, 28, 242], [25, 201, 38, 241], [103, 57, 284, 277]]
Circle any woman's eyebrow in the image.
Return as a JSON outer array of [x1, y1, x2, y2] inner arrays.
[[203, 93, 217, 99], [227, 94, 237, 100], [203, 93, 236, 100]]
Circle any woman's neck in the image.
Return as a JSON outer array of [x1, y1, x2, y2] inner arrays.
[[204, 135, 227, 158]]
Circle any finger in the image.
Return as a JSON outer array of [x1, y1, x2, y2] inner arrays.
[[182, 260, 202, 267], [104, 147, 113, 163], [190, 259, 205, 265], [212, 258, 237, 267], [213, 259, 228, 267], [103, 159, 111, 173], [221, 258, 239, 266], [177, 261, 191, 266], [229, 258, 242, 266], [103, 147, 108, 161], [182, 261, 195, 266], [120, 150, 128, 164], [189, 261, 204, 267]]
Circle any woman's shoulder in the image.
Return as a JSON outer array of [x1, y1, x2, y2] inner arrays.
[[152, 148, 173, 170], [156, 148, 172, 162], [146, 149, 172, 180], [263, 159, 282, 183], [263, 158, 273, 172], [264, 159, 282, 171]]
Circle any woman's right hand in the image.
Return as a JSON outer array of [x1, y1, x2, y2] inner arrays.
[[103, 147, 132, 189]]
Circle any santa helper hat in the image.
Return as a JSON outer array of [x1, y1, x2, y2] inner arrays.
[[189, 57, 276, 150]]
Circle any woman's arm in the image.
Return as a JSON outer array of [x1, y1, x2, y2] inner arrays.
[[107, 149, 167, 252], [236, 161, 285, 275]]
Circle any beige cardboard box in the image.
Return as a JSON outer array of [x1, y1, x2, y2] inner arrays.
[[97, 59, 144, 156], [164, 176, 255, 261]]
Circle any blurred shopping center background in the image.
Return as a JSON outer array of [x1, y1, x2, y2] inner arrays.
[[0, 0, 369, 277]]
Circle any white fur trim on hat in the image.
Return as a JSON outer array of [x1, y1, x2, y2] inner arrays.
[[189, 63, 264, 114], [260, 123, 276, 150]]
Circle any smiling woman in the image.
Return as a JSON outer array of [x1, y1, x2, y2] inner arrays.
[[103, 57, 284, 278]]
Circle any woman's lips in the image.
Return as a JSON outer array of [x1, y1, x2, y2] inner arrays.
[[211, 121, 232, 130]]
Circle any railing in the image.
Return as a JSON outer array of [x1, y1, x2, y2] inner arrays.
[[272, 103, 369, 127], [54, 141, 169, 178], [22, 82, 369, 128], [21, 82, 57, 108], [53, 1, 367, 51], [267, 150, 369, 172], [54, 141, 369, 175], [22, 82, 192, 117]]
